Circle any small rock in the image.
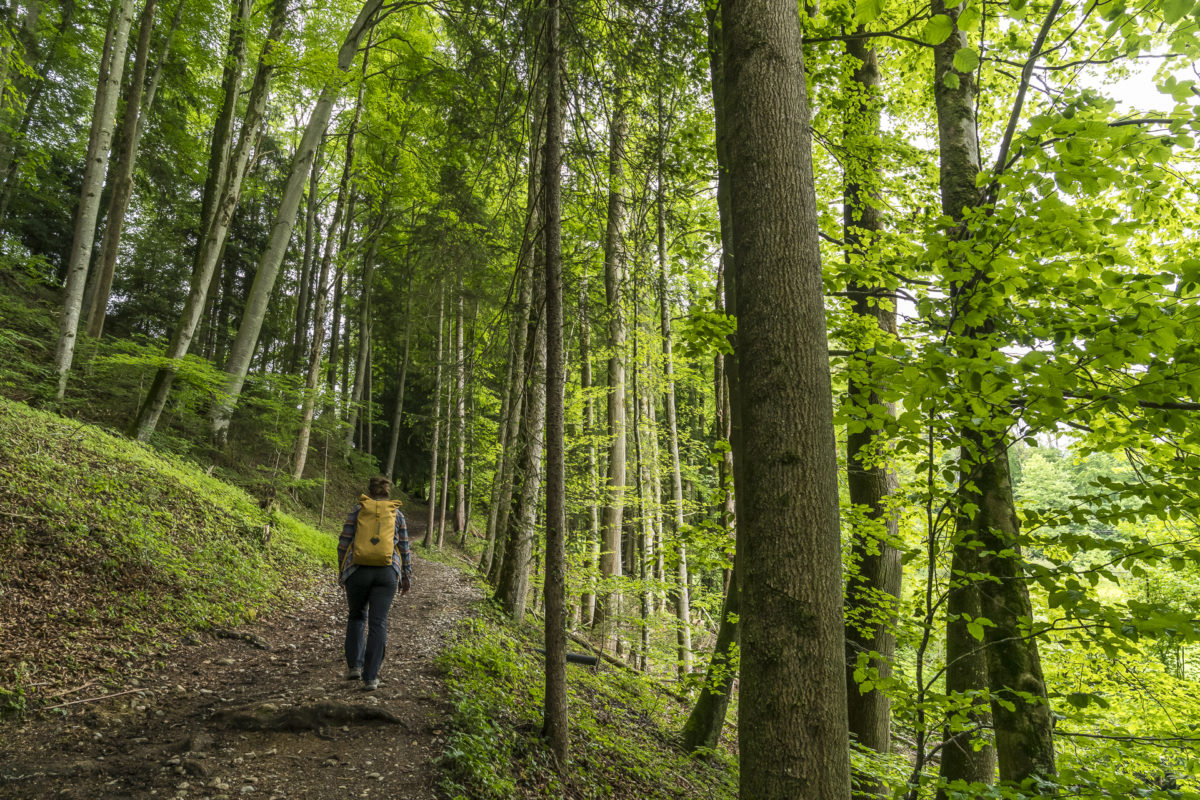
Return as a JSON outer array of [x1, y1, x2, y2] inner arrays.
[[240, 786, 256, 795], [177, 782, 190, 790], [366, 772, 382, 780], [217, 658, 236, 666], [166, 757, 181, 766]]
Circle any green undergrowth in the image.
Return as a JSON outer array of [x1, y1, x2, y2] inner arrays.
[[0, 396, 337, 713], [436, 603, 738, 800]]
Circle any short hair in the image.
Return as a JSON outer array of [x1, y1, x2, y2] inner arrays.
[[368, 476, 392, 499]]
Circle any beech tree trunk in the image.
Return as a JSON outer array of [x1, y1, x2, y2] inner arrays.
[[291, 145, 323, 374], [494, 245, 547, 623], [384, 266, 414, 480], [721, 0, 851, 792], [209, 0, 382, 444], [452, 285, 467, 535], [424, 283, 446, 549], [52, 0, 138, 399], [83, 0, 183, 338], [841, 32, 902, 800], [593, 89, 627, 640], [130, 0, 288, 441], [578, 272, 601, 626]]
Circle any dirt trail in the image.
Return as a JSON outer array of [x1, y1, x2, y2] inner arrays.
[[1, 547, 483, 800]]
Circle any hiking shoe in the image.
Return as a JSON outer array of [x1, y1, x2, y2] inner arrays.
[[346, 667, 362, 680], [363, 678, 379, 691]]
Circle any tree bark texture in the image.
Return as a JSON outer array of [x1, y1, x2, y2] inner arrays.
[[384, 265, 414, 480], [540, 0, 568, 759], [721, 0, 852, 792], [424, 283, 446, 549]]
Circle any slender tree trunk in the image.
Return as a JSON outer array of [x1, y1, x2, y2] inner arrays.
[[83, 0, 184, 338], [657, 131, 691, 681], [345, 238, 378, 450], [436, 367, 453, 548], [841, 31, 902, 800], [722, 0, 851, 792], [481, 299, 519, 573], [579, 272, 600, 625], [486, 60, 544, 585], [129, 0, 289, 441], [495, 244, 547, 623], [384, 265, 414, 480], [452, 284, 467, 534], [424, 283, 446, 548], [209, 0, 382, 444], [52, 0, 138, 399], [593, 90, 628, 641], [540, 0, 567, 756], [291, 144, 323, 373]]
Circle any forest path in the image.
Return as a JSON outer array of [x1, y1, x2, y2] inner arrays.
[[1, 524, 483, 800]]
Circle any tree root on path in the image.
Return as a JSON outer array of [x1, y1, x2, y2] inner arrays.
[[209, 627, 271, 650], [211, 701, 409, 739]]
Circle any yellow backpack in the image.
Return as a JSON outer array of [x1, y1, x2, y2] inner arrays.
[[352, 495, 401, 567]]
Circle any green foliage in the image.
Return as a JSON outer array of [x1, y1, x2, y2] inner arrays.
[[437, 609, 737, 800]]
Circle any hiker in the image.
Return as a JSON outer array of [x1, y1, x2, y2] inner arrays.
[[337, 475, 412, 691]]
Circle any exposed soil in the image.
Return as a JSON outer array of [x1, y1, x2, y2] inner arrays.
[[0, 545, 483, 800]]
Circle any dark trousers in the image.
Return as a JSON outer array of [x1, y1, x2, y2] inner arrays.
[[344, 566, 398, 681]]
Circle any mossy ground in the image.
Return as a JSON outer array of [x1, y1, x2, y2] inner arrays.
[[0, 396, 337, 714]]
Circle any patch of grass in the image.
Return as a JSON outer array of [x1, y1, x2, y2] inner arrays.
[[0, 396, 337, 709], [436, 606, 738, 800]]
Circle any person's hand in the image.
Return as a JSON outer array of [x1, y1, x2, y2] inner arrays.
[[401, 577, 411, 596]]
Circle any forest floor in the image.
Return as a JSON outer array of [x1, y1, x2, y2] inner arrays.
[[0, 522, 483, 800]]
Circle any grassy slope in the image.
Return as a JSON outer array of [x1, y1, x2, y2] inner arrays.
[[435, 596, 739, 800], [0, 396, 336, 713]]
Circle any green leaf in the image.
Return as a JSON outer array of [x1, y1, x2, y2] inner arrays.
[[854, 0, 884, 23], [953, 46, 980, 73], [967, 620, 985, 641], [1163, 0, 1194, 24], [958, 4, 982, 30], [923, 14, 955, 45], [943, 72, 961, 90]]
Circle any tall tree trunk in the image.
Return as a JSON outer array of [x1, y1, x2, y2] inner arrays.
[[593, 89, 628, 641], [436, 366, 453, 547], [130, 0, 289, 441], [657, 124, 691, 681], [841, 31, 902, 800], [209, 0, 382, 444], [486, 59, 544, 585], [52, 0, 138, 399], [495, 243, 547, 623], [722, 0, 850, 793], [345, 237, 378, 451], [452, 286, 467, 535], [932, 2, 1058, 790], [291, 143, 323, 374], [481, 294, 519, 574], [579, 272, 600, 625], [424, 282, 446, 549], [682, 3, 741, 754], [83, 0, 183, 338], [931, 4, 996, 794], [384, 265, 414, 480], [540, 0, 567, 757]]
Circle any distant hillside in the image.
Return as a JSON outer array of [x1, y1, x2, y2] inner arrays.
[[0, 397, 336, 715]]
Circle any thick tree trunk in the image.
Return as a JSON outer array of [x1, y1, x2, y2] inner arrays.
[[932, 4, 995, 794], [129, 0, 288, 441], [83, 0, 184, 338], [209, 0, 382, 444], [593, 91, 627, 640], [52, 0, 138, 399], [540, 0, 567, 758], [841, 32, 902, 800], [721, 0, 851, 792], [424, 283, 446, 549]]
